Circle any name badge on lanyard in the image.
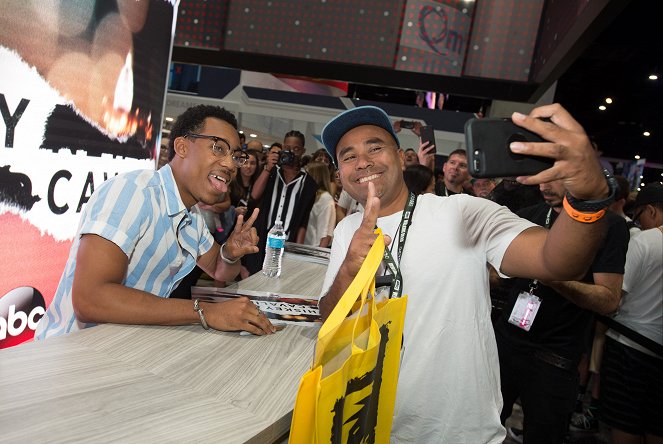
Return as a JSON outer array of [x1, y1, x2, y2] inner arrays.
[[507, 207, 552, 332], [508, 290, 542, 331]]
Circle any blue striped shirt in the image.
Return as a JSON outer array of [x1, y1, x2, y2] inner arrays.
[[35, 165, 214, 339]]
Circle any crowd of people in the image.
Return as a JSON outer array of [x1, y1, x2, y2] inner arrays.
[[36, 103, 661, 444]]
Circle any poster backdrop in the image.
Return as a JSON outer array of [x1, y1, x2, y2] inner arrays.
[[0, 0, 178, 348]]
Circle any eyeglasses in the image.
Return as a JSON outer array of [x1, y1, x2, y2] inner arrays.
[[185, 133, 249, 166]]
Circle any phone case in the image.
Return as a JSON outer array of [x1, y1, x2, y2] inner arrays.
[[464, 118, 553, 178], [419, 125, 436, 153]]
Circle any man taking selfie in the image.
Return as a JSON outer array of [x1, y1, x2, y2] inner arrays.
[[317, 104, 617, 443]]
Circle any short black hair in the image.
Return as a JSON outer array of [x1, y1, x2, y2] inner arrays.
[[168, 105, 238, 161], [403, 164, 434, 195], [284, 130, 305, 147], [448, 148, 467, 158]]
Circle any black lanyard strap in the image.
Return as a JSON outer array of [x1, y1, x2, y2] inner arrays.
[[381, 192, 416, 299]]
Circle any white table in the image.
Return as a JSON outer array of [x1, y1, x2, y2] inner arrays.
[[0, 257, 327, 443]]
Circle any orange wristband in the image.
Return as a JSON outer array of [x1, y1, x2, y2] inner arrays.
[[563, 196, 606, 223]]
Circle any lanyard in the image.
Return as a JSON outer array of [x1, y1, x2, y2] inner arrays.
[[381, 192, 416, 299]]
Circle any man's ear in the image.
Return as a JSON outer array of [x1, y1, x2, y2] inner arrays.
[[174, 136, 188, 158]]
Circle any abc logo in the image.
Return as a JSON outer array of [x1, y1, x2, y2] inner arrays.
[[0, 287, 46, 348]]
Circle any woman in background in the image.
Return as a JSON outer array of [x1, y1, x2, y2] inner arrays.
[[229, 149, 261, 217], [229, 149, 262, 279], [303, 162, 336, 248]]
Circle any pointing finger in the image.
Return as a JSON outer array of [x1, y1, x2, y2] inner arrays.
[[360, 182, 381, 232], [243, 208, 260, 230]]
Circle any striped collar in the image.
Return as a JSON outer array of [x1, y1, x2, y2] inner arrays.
[[158, 164, 187, 217]]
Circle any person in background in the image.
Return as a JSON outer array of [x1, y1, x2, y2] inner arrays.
[[610, 175, 640, 234], [312, 148, 333, 166], [36, 105, 276, 339], [403, 164, 435, 195], [403, 148, 419, 167], [490, 178, 543, 213], [245, 138, 263, 153], [601, 182, 663, 444], [229, 149, 262, 218], [497, 178, 628, 444], [304, 162, 336, 248], [312, 148, 341, 206], [228, 149, 262, 279], [318, 104, 617, 443], [473, 177, 498, 199], [246, 131, 317, 274], [570, 174, 641, 432], [435, 148, 472, 196]]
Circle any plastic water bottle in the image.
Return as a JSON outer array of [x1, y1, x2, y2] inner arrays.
[[262, 220, 286, 277]]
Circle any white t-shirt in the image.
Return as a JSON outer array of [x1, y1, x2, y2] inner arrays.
[[320, 193, 535, 443], [304, 191, 336, 246], [337, 189, 363, 215], [607, 227, 663, 357]]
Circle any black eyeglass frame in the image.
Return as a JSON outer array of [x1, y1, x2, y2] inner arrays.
[[185, 133, 248, 165]]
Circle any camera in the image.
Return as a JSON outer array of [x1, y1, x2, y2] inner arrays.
[[277, 149, 296, 166]]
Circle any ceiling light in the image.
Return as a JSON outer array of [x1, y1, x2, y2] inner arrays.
[[641, 183, 646, 187], [640, 175, 644, 179], [598, 105, 606, 111], [605, 98, 612, 104], [643, 131, 651, 136], [263, 144, 270, 148], [238, 130, 244, 134], [634, 155, 641, 160], [249, 133, 257, 138], [165, 117, 173, 122], [637, 188, 641, 191], [649, 74, 658, 80]]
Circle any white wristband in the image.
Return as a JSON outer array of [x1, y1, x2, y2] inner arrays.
[[220, 242, 239, 264]]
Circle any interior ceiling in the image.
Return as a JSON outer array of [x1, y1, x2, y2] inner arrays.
[[352, 0, 660, 167], [347, 0, 661, 186], [170, 0, 660, 182], [554, 0, 661, 168]]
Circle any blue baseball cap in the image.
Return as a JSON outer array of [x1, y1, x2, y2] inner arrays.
[[321, 106, 400, 165]]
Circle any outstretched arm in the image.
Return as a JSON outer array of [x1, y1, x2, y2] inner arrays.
[[546, 272, 623, 315], [501, 104, 611, 282]]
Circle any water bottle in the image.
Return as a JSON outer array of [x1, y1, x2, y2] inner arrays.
[[262, 220, 286, 277]]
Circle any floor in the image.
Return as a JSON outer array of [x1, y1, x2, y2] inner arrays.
[[503, 401, 610, 444]]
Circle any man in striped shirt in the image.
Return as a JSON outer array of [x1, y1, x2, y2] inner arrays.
[[36, 105, 276, 339]]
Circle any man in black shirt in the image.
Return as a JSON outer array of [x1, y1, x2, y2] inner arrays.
[[495, 179, 629, 443], [245, 131, 317, 274], [435, 148, 472, 196]]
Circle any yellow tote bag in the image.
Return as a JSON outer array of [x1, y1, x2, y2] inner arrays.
[[290, 229, 407, 443]]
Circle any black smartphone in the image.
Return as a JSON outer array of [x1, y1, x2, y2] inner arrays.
[[400, 120, 415, 129], [464, 118, 554, 178], [419, 125, 436, 153]]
